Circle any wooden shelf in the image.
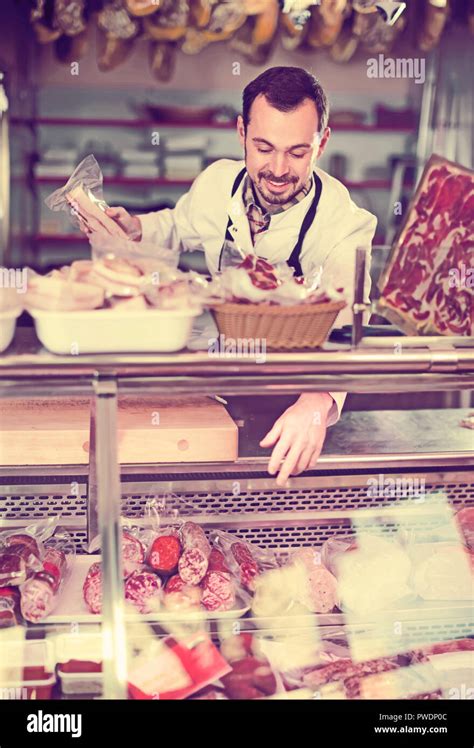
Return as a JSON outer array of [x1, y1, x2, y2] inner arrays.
[[34, 234, 88, 242], [35, 176, 194, 186], [11, 116, 415, 133], [34, 175, 413, 190], [345, 179, 413, 189], [10, 117, 236, 130]]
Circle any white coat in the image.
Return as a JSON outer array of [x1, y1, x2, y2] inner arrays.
[[139, 158, 377, 328], [138, 159, 378, 425]]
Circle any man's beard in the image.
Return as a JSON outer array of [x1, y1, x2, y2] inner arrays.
[[243, 141, 306, 206], [254, 170, 301, 206]]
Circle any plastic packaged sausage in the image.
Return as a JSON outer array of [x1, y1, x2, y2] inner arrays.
[[0, 519, 59, 587], [20, 534, 76, 623], [209, 530, 279, 592]]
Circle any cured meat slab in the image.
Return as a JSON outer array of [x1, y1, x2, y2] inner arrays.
[[377, 155, 474, 336], [0, 396, 238, 465]]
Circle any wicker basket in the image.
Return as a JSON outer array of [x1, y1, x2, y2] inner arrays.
[[210, 300, 346, 350]]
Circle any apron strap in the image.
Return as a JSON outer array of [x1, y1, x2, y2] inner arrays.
[[287, 172, 323, 277], [218, 169, 322, 276], [218, 167, 247, 271]]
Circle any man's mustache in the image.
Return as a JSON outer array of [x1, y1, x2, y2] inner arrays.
[[257, 171, 298, 184]]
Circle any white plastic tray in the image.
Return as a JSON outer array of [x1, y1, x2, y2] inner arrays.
[[46, 555, 250, 623], [0, 308, 22, 352], [28, 306, 201, 354], [57, 667, 102, 695]]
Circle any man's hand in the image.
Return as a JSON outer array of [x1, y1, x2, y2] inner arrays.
[[260, 392, 334, 487], [105, 207, 142, 241]]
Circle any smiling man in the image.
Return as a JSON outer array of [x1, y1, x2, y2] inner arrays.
[[101, 66, 377, 485]]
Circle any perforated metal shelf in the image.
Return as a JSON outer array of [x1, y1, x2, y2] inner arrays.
[[1, 472, 472, 552]]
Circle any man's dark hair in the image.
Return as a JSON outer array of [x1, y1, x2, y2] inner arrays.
[[242, 66, 329, 134]]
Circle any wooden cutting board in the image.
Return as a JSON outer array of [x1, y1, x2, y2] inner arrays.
[[0, 396, 238, 465]]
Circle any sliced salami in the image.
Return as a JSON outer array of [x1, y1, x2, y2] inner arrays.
[[231, 542, 259, 591], [125, 570, 162, 614], [208, 548, 230, 573], [178, 547, 209, 585], [147, 535, 181, 575], [165, 574, 187, 593], [201, 571, 236, 612]]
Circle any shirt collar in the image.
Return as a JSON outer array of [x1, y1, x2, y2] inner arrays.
[[242, 173, 313, 216]]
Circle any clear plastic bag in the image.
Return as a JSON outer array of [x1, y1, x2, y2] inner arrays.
[[138, 497, 253, 611], [44, 154, 125, 235], [44, 155, 180, 274], [88, 231, 179, 272], [211, 253, 346, 306], [20, 532, 76, 623], [0, 517, 60, 587], [209, 529, 280, 593]]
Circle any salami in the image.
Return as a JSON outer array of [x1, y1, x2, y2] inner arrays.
[[0, 540, 42, 587], [165, 574, 187, 593], [83, 562, 102, 614], [122, 530, 146, 578], [4, 534, 41, 559], [147, 534, 181, 575], [178, 522, 211, 584], [125, 570, 162, 614], [180, 522, 211, 556], [20, 572, 58, 623], [201, 571, 236, 612], [178, 547, 209, 585], [41, 546, 68, 592], [0, 549, 29, 587], [208, 548, 230, 573], [21, 536, 75, 623], [231, 541, 259, 591]]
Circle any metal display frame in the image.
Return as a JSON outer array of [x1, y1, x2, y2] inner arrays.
[[1, 247, 473, 699], [1, 334, 473, 698]]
